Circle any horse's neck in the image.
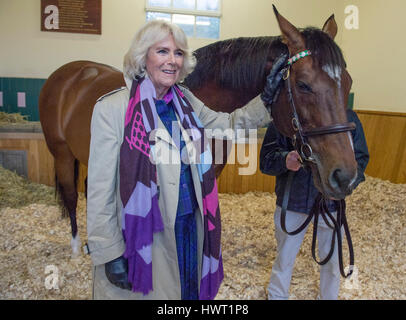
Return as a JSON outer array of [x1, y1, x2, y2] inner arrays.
[[188, 61, 270, 113], [188, 35, 284, 113], [190, 82, 261, 114]]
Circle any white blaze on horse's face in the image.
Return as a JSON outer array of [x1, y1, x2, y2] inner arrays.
[[347, 131, 354, 151], [322, 64, 342, 88], [146, 34, 184, 99]]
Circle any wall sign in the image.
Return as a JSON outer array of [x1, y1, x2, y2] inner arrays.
[[41, 0, 102, 35]]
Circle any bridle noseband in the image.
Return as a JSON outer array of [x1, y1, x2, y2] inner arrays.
[[282, 50, 356, 165]]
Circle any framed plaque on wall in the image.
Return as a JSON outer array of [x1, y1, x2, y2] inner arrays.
[[41, 0, 102, 35]]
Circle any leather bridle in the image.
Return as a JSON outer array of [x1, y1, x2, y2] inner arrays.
[[282, 52, 356, 164], [278, 50, 355, 278]]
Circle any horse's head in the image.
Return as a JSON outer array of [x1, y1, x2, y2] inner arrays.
[[270, 6, 357, 200]]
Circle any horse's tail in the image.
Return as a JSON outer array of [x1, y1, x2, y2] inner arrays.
[[54, 159, 79, 218]]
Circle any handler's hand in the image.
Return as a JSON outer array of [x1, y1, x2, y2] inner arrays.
[[105, 256, 132, 291], [286, 151, 302, 171]]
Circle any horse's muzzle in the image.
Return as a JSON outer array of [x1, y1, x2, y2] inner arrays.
[[327, 167, 357, 199]]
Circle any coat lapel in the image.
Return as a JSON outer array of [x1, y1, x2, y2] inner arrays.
[[155, 117, 178, 149]]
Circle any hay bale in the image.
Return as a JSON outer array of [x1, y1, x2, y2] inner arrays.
[[0, 166, 56, 208], [0, 111, 29, 124], [0, 112, 42, 132]]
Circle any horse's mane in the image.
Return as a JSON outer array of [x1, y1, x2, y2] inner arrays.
[[183, 27, 346, 91], [300, 27, 347, 69], [184, 36, 277, 91]]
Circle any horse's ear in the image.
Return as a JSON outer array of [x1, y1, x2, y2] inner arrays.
[[273, 5, 306, 54], [322, 14, 338, 40]]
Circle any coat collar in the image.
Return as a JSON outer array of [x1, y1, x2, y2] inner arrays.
[[124, 75, 133, 92]]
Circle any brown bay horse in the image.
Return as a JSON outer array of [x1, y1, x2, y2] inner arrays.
[[39, 8, 357, 256]]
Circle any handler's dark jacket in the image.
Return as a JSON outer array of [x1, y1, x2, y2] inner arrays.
[[260, 109, 370, 214]]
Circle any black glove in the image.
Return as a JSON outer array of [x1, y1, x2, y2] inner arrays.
[[105, 255, 132, 290], [260, 53, 289, 109]]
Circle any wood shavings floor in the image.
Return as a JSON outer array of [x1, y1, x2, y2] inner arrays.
[[0, 176, 405, 300]]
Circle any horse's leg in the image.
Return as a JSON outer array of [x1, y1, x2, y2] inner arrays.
[[84, 176, 88, 199], [54, 146, 81, 258]]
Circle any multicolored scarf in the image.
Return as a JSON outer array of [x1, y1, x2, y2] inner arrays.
[[119, 77, 223, 299]]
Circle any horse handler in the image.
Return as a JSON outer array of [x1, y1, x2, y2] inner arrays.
[[86, 19, 271, 300], [260, 58, 369, 300]]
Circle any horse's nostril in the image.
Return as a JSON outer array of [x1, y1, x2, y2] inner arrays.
[[329, 168, 350, 191], [334, 169, 342, 186]]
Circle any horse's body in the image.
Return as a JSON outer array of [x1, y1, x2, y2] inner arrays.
[[39, 8, 357, 256], [40, 61, 125, 167]]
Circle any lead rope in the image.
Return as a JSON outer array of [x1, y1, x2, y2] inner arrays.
[[281, 174, 354, 278], [311, 195, 354, 277], [280, 171, 314, 235]]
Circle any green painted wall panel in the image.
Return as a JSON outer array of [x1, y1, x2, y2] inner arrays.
[[0, 77, 46, 121]]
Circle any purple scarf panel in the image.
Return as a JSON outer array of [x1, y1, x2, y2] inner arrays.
[[119, 77, 223, 298]]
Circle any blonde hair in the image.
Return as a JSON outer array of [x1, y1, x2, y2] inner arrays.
[[123, 20, 196, 82]]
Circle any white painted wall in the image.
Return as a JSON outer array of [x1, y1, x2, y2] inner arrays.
[[0, 0, 341, 77], [340, 0, 406, 112]]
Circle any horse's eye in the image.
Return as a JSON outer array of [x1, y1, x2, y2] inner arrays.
[[297, 81, 313, 93]]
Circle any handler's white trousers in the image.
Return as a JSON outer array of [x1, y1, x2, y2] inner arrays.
[[267, 206, 342, 300]]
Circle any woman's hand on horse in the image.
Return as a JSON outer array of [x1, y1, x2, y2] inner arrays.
[[286, 151, 301, 171], [260, 53, 289, 108]]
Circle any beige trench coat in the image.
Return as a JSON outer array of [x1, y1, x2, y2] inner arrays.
[[86, 76, 270, 299]]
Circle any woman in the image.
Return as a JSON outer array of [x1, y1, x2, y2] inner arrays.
[[86, 19, 270, 300]]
